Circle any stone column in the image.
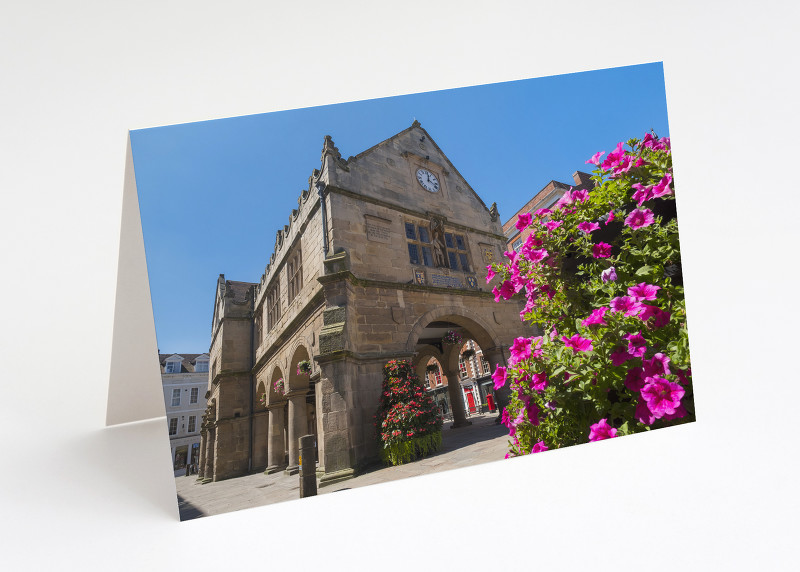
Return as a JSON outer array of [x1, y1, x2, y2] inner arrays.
[[442, 366, 470, 428], [265, 404, 286, 474], [202, 427, 215, 483], [285, 390, 308, 475], [196, 429, 207, 481]]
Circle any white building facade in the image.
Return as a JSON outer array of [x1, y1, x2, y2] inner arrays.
[[160, 353, 210, 477]]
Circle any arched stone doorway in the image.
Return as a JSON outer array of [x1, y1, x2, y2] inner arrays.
[[264, 366, 287, 474], [285, 345, 313, 475]]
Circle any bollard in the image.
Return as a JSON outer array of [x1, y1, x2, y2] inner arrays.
[[299, 434, 317, 498]]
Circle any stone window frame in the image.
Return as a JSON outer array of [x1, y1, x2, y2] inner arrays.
[[190, 387, 199, 404], [266, 278, 281, 332], [187, 415, 196, 433], [254, 312, 263, 348], [168, 417, 178, 436], [171, 388, 181, 407], [287, 248, 303, 304], [405, 220, 434, 267], [444, 231, 472, 272]]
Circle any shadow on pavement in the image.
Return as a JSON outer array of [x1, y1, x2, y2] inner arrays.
[[177, 494, 206, 521]]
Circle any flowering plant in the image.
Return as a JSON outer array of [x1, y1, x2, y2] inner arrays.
[[426, 363, 439, 373], [490, 133, 693, 456], [259, 393, 268, 408], [273, 378, 285, 396], [461, 348, 476, 359], [441, 330, 463, 345], [296, 360, 311, 376], [374, 360, 443, 465]]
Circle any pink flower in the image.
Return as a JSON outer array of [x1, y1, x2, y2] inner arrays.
[[492, 366, 507, 390], [544, 220, 563, 231], [651, 174, 673, 199], [607, 210, 616, 224], [625, 331, 647, 358], [601, 267, 617, 283], [523, 247, 549, 264], [635, 397, 656, 425], [582, 307, 608, 327], [642, 132, 655, 148], [592, 242, 613, 258], [628, 283, 660, 301], [555, 189, 574, 209], [588, 418, 618, 441], [578, 221, 600, 234], [663, 404, 687, 421], [524, 233, 544, 248], [561, 334, 593, 352], [535, 208, 552, 218], [504, 250, 518, 263], [639, 305, 671, 328], [610, 296, 643, 317], [530, 372, 548, 391], [631, 183, 654, 206], [601, 142, 625, 171], [610, 346, 632, 366], [586, 151, 605, 165], [676, 368, 692, 385], [492, 280, 516, 302], [531, 441, 549, 453], [641, 376, 685, 418], [571, 189, 590, 203], [485, 265, 495, 283], [625, 367, 645, 392], [625, 208, 655, 230], [516, 212, 532, 231], [642, 353, 671, 378], [524, 400, 541, 426], [509, 337, 533, 365]]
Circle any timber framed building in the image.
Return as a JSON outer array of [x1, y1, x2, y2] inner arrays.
[[198, 121, 533, 486]]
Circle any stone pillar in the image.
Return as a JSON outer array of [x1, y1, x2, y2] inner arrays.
[[252, 412, 268, 471], [299, 434, 317, 498], [285, 391, 308, 475], [265, 404, 286, 474], [196, 429, 207, 481], [202, 427, 215, 483], [442, 366, 470, 428]]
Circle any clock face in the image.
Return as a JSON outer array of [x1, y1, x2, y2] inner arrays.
[[416, 168, 440, 192]]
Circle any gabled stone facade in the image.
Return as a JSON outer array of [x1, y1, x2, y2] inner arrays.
[[198, 122, 534, 486]]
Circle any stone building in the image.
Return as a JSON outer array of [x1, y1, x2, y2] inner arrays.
[[198, 121, 534, 487], [423, 340, 495, 416], [160, 353, 209, 476]]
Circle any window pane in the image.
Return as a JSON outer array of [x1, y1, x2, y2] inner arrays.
[[444, 233, 455, 249], [422, 246, 433, 266], [418, 227, 430, 243], [408, 243, 420, 265], [405, 222, 417, 240], [448, 251, 459, 270], [459, 253, 470, 272], [171, 389, 180, 406], [455, 235, 465, 250]]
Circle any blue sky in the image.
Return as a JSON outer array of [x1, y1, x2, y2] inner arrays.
[[131, 62, 670, 354]]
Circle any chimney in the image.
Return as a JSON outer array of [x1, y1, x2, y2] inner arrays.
[[572, 171, 594, 188]]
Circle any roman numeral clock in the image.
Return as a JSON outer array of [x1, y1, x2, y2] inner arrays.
[[416, 168, 440, 192]]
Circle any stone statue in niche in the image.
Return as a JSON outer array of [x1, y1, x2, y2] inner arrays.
[[430, 217, 449, 268]]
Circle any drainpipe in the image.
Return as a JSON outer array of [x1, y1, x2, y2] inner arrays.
[[315, 181, 329, 258]]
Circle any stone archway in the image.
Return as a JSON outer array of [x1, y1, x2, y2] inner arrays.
[[285, 345, 313, 475], [252, 381, 269, 471], [265, 366, 288, 474]]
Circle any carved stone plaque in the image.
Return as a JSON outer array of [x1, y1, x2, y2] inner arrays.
[[364, 214, 391, 244]]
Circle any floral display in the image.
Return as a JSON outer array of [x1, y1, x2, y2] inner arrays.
[[273, 378, 285, 396], [488, 132, 693, 456], [441, 330, 463, 345], [296, 360, 311, 376], [374, 360, 443, 466]]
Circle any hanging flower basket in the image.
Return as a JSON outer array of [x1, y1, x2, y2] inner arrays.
[[461, 349, 476, 359], [296, 360, 311, 376], [441, 330, 463, 346], [426, 364, 439, 374], [259, 393, 268, 408], [273, 378, 285, 395]]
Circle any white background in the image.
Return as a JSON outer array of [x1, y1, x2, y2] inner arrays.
[[2, 1, 798, 570]]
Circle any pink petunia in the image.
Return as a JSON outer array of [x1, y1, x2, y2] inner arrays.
[[561, 334, 593, 352], [544, 220, 563, 231], [628, 282, 661, 301], [631, 183, 654, 206], [571, 189, 590, 203], [651, 174, 673, 199], [485, 265, 496, 284], [610, 346, 632, 366], [642, 353, 671, 378], [601, 142, 625, 171], [555, 189, 574, 209], [530, 372, 548, 391], [586, 151, 605, 165], [531, 441, 549, 453], [610, 296, 643, 317], [516, 212, 532, 231], [582, 307, 608, 327], [588, 418, 618, 441], [625, 208, 655, 230], [524, 233, 544, 249], [601, 267, 617, 283], [524, 247, 549, 264], [663, 404, 687, 421], [492, 366, 507, 390], [578, 221, 601, 234], [625, 331, 647, 358], [509, 337, 533, 365], [535, 208, 552, 218], [635, 397, 656, 425], [641, 376, 685, 418], [625, 367, 645, 392], [493, 280, 516, 302], [592, 242, 613, 258], [639, 304, 671, 328], [607, 210, 616, 224], [524, 400, 541, 426]]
